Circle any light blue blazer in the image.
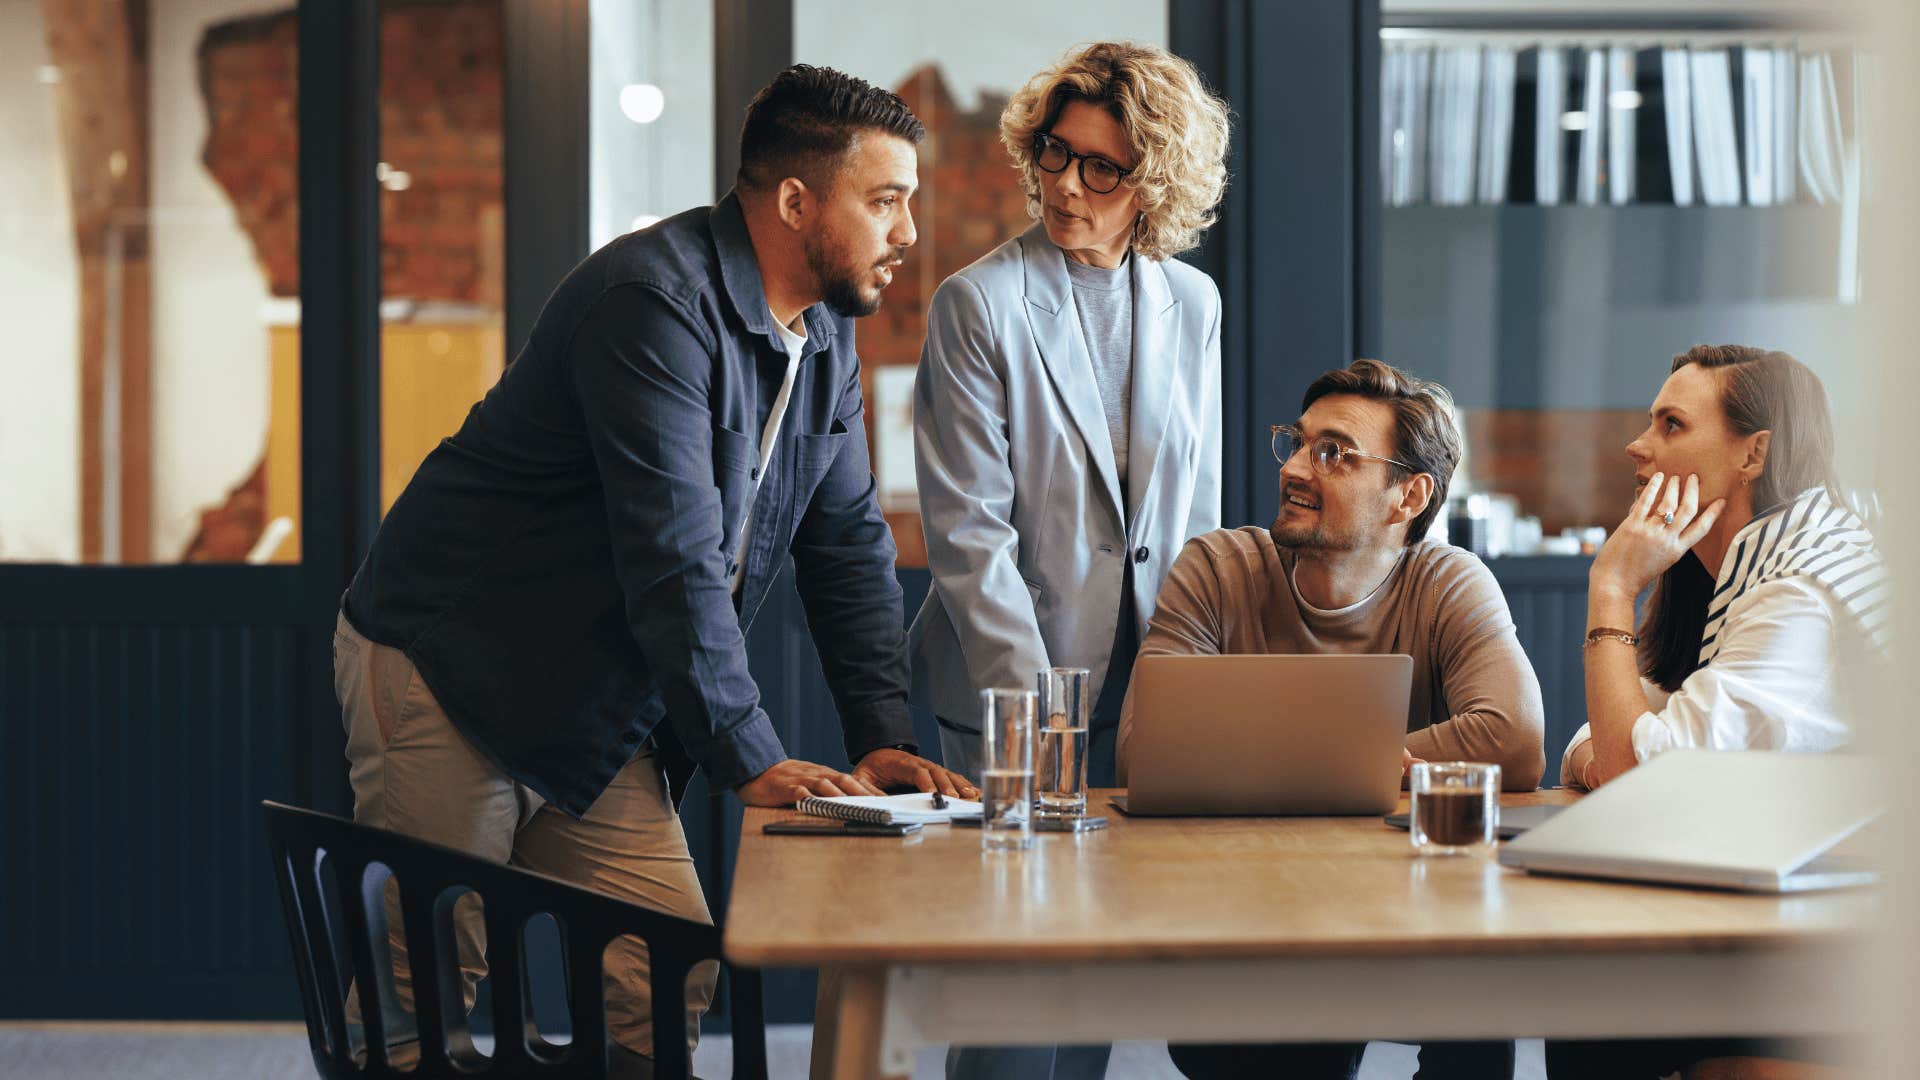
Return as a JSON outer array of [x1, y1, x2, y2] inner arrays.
[[908, 225, 1222, 730]]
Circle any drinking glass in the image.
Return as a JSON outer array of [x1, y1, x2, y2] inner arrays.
[[1410, 762, 1501, 855], [980, 688, 1036, 852], [1035, 668, 1091, 823]]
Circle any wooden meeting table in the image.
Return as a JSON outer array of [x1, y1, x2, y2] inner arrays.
[[723, 790, 1874, 1079]]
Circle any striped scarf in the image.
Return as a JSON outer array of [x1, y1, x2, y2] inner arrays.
[[1699, 486, 1890, 666]]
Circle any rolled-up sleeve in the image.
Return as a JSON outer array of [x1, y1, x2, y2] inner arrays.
[[1561, 577, 1847, 786], [568, 285, 786, 791], [790, 360, 916, 764]]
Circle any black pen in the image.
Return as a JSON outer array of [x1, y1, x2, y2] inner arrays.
[[930, 790, 947, 810]]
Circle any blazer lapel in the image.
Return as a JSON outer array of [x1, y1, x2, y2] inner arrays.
[[1125, 253, 1181, 526], [1020, 227, 1124, 520]]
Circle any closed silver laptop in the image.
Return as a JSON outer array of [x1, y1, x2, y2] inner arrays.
[[1116, 653, 1412, 816], [1499, 750, 1883, 893]]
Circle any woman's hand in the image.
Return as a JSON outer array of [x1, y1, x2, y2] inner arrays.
[[1589, 473, 1725, 602]]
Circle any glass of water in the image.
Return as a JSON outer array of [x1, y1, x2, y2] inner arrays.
[[1035, 668, 1091, 823], [980, 688, 1036, 852]]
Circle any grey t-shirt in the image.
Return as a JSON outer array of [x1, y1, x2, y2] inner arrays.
[[1064, 252, 1134, 488]]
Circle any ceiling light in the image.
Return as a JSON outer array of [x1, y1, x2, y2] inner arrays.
[[619, 83, 666, 124]]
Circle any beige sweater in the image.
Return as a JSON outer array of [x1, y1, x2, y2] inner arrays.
[[1117, 527, 1545, 791]]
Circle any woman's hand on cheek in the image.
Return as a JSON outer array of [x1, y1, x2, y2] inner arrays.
[[1589, 473, 1726, 601]]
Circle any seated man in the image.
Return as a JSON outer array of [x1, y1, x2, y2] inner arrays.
[[1118, 359, 1544, 1080]]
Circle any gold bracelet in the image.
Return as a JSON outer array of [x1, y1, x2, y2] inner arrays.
[[1583, 626, 1638, 649]]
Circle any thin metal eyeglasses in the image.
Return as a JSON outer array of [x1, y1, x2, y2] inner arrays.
[[1270, 424, 1418, 475], [1032, 132, 1134, 194]]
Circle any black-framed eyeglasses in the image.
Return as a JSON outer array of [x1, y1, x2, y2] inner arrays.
[[1032, 132, 1134, 194], [1271, 424, 1418, 475]]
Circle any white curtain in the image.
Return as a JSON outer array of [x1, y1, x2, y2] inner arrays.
[[1383, 45, 1432, 207], [1772, 46, 1798, 204], [1477, 46, 1518, 203], [1429, 46, 1483, 205], [1662, 47, 1696, 206], [1381, 38, 1865, 210], [1798, 51, 1844, 205], [1742, 46, 1777, 205], [1691, 48, 1742, 206], [1535, 47, 1566, 206], [1607, 45, 1637, 205], [1575, 47, 1606, 205]]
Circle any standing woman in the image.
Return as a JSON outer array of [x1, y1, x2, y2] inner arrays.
[[910, 42, 1230, 804]]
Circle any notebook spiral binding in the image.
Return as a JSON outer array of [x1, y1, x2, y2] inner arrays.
[[797, 796, 894, 824]]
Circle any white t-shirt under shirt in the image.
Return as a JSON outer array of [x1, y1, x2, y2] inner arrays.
[[732, 311, 807, 592]]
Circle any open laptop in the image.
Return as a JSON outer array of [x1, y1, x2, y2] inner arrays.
[[1113, 653, 1411, 816], [1498, 750, 1884, 893]]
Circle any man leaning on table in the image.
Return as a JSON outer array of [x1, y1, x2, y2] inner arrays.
[[332, 66, 972, 1076], [1117, 359, 1545, 1080]]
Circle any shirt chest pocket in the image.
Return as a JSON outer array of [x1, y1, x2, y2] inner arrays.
[[712, 424, 758, 542], [788, 424, 849, 529]]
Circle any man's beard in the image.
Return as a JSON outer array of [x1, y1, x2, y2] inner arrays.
[[1270, 518, 1359, 552], [805, 230, 892, 318]]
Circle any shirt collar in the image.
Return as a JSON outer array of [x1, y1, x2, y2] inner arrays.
[[710, 190, 838, 355]]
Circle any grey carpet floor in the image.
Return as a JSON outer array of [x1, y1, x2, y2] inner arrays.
[[0, 1022, 1546, 1078]]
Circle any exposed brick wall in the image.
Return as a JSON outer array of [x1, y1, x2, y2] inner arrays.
[[867, 67, 1038, 564], [198, 0, 502, 302], [858, 66, 1035, 375], [1465, 408, 1646, 535]]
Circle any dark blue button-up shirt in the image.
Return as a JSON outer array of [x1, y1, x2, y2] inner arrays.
[[343, 193, 914, 817]]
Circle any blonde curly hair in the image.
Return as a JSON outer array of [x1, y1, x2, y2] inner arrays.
[[999, 41, 1231, 261]]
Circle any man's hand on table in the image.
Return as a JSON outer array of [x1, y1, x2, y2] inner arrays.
[[735, 758, 885, 806], [851, 748, 979, 800]]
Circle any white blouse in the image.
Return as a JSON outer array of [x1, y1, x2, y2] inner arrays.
[[1560, 574, 1861, 787]]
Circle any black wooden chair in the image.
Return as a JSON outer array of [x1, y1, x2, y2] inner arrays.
[[262, 800, 766, 1079]]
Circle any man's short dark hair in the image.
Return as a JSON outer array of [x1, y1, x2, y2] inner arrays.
[[1301, 359, 1462, 545], [736, 64, 925, 194]]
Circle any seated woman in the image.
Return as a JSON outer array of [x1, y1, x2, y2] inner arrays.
[[1552, 344, 1887, 1080]]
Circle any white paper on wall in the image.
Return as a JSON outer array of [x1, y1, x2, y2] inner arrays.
[[872, 365, 918, 513]]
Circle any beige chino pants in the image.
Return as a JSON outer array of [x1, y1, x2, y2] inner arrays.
[[333, 613, 716, 1061]]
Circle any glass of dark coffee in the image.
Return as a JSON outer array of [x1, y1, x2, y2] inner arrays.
[[1409, 762, 1501, 855]]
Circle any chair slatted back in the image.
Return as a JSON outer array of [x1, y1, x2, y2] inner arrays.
[[263, 799, 767, 1079]]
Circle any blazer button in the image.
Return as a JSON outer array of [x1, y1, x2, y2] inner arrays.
[[750, 467, 761, 482], [621, 729, 640, 746], [1134, 545, 1150, 564]]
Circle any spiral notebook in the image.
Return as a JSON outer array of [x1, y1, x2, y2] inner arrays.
[[795, 792, 983, 825]]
